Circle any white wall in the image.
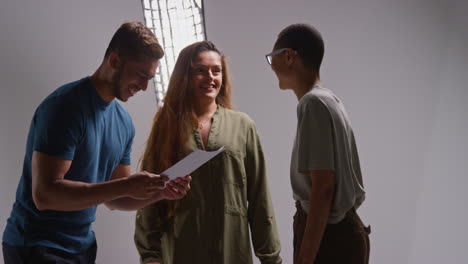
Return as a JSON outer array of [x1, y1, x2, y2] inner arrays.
[[204, 0, 467, 263], [409, 0, 468, 262], [1, 0, 467, 263], [0, 1, 154, 263]]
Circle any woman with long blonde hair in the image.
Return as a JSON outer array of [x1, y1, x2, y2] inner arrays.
[[134, 41, 282, 264]]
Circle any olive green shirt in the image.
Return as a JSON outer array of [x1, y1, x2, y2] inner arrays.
[[134, 106, 282, 264]]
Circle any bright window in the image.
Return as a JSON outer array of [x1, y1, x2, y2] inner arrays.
[[141, 0, 206, 105]]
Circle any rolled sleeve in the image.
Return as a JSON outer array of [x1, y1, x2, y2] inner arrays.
[[245, 121, 282, 264], [134, 202, 167, 263]]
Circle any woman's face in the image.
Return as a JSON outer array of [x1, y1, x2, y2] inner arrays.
[[191, 50, 223, 105]]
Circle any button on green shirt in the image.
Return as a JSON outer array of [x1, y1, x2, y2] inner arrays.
[[134, 106, 282, 264]]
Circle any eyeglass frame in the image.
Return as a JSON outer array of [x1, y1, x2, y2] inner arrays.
[[265, 48, 297, 65]]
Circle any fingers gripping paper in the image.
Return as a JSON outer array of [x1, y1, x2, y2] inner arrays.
[[161, 146, 225, 181]]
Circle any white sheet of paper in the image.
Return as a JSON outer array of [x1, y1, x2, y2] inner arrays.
[[161, 146, 225, 181]]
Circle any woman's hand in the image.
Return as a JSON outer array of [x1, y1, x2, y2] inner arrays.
[[159, 175, 192, 200]]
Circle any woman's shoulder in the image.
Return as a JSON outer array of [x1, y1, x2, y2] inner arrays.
[[220, 106, 256, 127]]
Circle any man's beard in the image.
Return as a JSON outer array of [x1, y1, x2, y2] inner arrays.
[[111, 67, 125, 101]]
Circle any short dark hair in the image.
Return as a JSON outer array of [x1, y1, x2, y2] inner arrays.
[[104, 21, 164, 61], [274, 24, 324, 72]]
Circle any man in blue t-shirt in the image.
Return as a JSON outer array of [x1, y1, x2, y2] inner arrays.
[[2, 21, 191, 264]]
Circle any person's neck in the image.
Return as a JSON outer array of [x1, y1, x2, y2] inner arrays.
[[90, 65, 115, 103], [292, 73, 321, 101], [194, 100, 218, 119]]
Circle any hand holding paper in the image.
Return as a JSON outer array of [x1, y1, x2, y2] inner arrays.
[[161, 146, 225, 181], [159, 175, 192, 200]]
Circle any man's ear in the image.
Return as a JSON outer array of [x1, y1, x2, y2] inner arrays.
[[107, 52, 121, 70], [285, 48, 297, 67]]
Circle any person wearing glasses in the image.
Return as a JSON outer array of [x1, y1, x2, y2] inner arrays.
[[266, 24, 370, 264], [134, 40, 282, 264], [2, 21, 191, 264]]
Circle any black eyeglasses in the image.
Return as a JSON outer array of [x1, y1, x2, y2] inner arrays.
[[265, 48, 297, 65]]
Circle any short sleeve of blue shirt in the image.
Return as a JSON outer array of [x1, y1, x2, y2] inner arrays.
[[120, 120, 134, 165], [33, 97, 83, 160]]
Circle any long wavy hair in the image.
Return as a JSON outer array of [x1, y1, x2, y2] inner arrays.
[[140, 41, 232, 217]]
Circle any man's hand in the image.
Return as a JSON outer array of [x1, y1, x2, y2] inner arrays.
[[296, 169, 335, 264], [125, 171, 168, 200], [159, 175, 191, 200]]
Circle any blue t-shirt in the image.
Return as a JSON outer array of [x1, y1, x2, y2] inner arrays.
[[2, 77, 135, 253]]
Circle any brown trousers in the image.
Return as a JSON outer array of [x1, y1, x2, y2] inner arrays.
[[293, 201, 370, 264]]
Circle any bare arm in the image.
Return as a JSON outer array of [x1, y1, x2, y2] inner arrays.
[[104, 164, 162, 211], [32, 151, 165, 211], [296, 169, 335, 264], [104, 165, 191, 211]]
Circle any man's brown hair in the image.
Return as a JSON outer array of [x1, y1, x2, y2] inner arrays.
[[105, 21, 164, 61]]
